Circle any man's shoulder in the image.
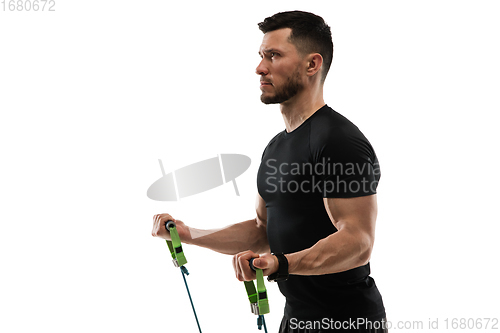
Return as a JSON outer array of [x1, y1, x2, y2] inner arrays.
[[310, 105, 363, 142]]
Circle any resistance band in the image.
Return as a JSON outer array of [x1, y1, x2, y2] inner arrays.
[[165, 221, 202, 333], [164, 221, 270, 332], [244, 258, 269, 332]]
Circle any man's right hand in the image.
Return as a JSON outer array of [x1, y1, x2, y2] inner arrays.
[[152, 213, 190, 242]]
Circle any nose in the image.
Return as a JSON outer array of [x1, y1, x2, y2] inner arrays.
[[256, 58, 268, 76]]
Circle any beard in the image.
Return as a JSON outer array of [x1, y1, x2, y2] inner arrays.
[[260, 67, 303, 105]]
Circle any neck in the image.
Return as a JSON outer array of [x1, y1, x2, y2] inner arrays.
[[280, 85, 325, 133]]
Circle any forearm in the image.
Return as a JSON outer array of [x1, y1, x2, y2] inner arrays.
[[286, 228, 372, 276], [184, 218, 270, 255]]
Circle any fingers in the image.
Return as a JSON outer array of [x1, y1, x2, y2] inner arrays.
[[152, 213, 175, 238], [233, 250, 259, 282], [251, 253, 279, 277]]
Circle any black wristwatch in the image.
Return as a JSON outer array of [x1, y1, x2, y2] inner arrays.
[[267, 253, 289, 282]]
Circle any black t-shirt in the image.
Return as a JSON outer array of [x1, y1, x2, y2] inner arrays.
[[257, 105, 386, 321]]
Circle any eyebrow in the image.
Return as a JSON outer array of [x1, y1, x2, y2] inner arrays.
[[258, 48, 282, 56]]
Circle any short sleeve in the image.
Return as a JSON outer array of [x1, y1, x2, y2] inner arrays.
[[312, 126, 381, 198]]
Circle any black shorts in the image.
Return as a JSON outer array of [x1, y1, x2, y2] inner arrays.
[[279, 316, 389, 333]]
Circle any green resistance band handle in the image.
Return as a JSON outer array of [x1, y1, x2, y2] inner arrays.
[[244, 258, 269, 315], [165, 220, 187, 267]]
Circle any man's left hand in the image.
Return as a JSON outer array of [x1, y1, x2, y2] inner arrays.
[[232, 251, 279, 281]]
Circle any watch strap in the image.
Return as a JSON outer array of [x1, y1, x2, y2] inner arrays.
[[268, 253, 289, 282]]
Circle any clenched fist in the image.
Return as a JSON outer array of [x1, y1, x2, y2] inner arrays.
[[152, 213, 191, 242], [232, 250, 279, 281]]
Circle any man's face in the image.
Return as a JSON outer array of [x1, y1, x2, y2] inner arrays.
[[257, 28, 305, 105]]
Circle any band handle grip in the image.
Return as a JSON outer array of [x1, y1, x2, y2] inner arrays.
[[165, 220, 176, 231], [249, 258, 257, 272]]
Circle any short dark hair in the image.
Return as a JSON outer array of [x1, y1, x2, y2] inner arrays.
[[258, 11, 333, 82]]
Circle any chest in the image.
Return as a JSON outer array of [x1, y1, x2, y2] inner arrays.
[[257, 134, 325, 204]]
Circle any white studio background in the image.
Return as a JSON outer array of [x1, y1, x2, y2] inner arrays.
[[1, 1, 499, 333]]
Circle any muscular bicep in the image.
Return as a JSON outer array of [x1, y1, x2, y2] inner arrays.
[[323, 195, 378, 242]]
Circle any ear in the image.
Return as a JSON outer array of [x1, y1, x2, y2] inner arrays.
[[306, 53, 324, 78]]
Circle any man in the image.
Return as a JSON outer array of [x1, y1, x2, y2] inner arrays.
[[152, 11, 387, 332]]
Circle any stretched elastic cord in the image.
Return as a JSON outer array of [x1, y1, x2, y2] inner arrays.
[[258, 314, 268, 333], [165, 221, 201, 332], [180, 266, 202, 333]]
